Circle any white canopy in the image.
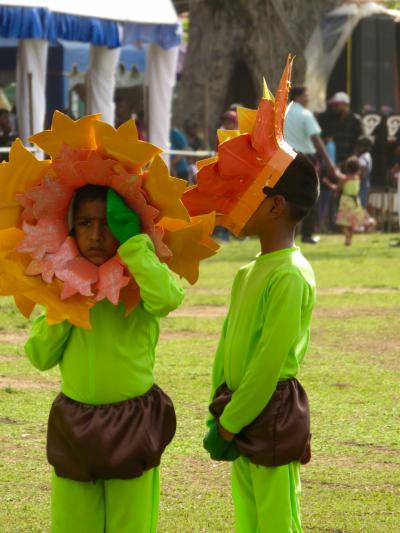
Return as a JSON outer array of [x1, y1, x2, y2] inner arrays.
[[0, 0, 180, 152], [0, 0, 178, 24], [305, 1, 400, 112]]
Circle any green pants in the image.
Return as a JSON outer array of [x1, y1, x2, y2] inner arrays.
[[51, 467, 159, 533], [232, 457, 302, 533]]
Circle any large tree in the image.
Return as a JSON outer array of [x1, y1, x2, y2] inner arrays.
[[174, 0, 343, 145]]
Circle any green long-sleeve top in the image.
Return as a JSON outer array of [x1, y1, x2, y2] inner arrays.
[[210, 246, 316, 435], [24, 234, 184, 405]]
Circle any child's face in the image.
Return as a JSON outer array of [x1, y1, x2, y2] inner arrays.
[[74, 199, 119, 266], [242, 196, 285, 237]]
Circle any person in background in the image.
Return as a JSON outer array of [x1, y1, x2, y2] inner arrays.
[[336, 156, 375, 246], [356, 136, 373, 209], [184, 119, 205, 185], [220, 110, 238, 132], [184, 119, 204, 152], [318, 136, 337, 232], [389, 129, 400, 247], [0, 108, 17, 162], [170, 127, 190, 181], [115, 96, 133, 129], [284, 86, 336, 243], [327, 92, 364, 166]]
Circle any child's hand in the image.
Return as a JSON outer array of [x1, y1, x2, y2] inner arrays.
[[106, 189, 141, 245], [203, 422, 240, 461]]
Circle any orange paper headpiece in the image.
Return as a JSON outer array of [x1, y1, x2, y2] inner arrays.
[[183, 56, 296, 236]]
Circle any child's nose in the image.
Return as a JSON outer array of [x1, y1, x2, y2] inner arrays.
[[90, 221, 103, 241]]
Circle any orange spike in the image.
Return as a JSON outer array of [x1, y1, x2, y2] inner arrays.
[[274, 54, 293, 144], [251, 99, 277, 160]]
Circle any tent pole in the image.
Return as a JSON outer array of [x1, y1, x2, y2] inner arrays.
[[28, 72, 34, 137], [346, 35, 352, 99]]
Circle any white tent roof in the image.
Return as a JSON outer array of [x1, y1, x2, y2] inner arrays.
[[0, 0, 179, 25]]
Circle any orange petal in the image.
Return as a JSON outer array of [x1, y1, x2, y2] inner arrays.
[[218, 134, 263, 178]]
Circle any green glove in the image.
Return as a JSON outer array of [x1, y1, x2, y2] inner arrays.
[[106, 189, 141, 245], [203, 422, 240, 462]]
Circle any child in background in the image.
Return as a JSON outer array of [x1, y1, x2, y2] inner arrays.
[[336, 156, 375, 246], [356, 136, 373, 209], [25, 185, 184, 533], [203, 153, 319, 532]]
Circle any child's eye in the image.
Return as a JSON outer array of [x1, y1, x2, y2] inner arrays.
[[78, 219, 91, 227]]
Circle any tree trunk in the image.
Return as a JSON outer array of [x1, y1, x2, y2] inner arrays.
[[174, 0, 343, 145]]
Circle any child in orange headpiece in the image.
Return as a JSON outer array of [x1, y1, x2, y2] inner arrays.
[[184, 58, 319, 532]]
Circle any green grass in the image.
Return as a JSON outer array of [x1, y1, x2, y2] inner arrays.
[[0, 233, 399, 532]]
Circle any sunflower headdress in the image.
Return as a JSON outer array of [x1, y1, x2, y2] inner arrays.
[[0, 112, 219, 329], [183, 56, 296, 236]]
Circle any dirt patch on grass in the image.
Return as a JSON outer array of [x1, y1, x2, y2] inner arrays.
[[171, 305, 228, 318], [0, 331, 28, 344], [160, 330, 218, 340], [188, 288, 229, 295], [0, 377, 58, 391], [314, 305, 400, 319], [318, 287, 399, 295], [0, 354, 21, 362]]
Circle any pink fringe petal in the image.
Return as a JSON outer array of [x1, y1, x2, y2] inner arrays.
[[40, 238, 79, 283], [95, 257, 130, 305], [57, 256, 98, 299], [17, 219, 68, 260]]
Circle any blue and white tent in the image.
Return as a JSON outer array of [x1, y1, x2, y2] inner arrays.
[[0, 0, 181, 149]]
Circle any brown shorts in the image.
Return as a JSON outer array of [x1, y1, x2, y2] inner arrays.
[[47, 385, 176, 482], [209, 379, 311, 467]]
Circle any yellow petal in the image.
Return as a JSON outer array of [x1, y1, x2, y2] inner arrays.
[[237, 106, 257, 135], [197, 155, 218, 171], [0, 227, 93, 329], [159, 216, 219, 284], [262, 77, 275, 102], [29, 111, 100, 158], [144, 155, 190, 222], [94, 119, 161, 171], [26, 280, 93, 330], [0, 139, 51, 229], [217, 129, 241, 144], [14, 294, 35, 319]]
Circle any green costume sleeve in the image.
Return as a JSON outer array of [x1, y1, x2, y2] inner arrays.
[[24, 315, 72, 371], [118, 234, 184, 317], [219, 270, 307, 434], [206, 315, 229, 428]]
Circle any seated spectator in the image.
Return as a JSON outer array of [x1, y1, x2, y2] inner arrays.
[[170, 127, 190, 181], [0, 108, 16, 162], [184, 119, 204, 152]]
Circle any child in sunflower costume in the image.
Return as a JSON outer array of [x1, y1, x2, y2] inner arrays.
[[183, 58, 318, 532], [0, 112, 218, 532]]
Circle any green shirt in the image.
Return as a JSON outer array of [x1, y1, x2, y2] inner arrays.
[[210, 246, 316, 434], [25, 234, 184, 405]]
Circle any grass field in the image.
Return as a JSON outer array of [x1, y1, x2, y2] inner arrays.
[[1, 234, 399, 532]]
